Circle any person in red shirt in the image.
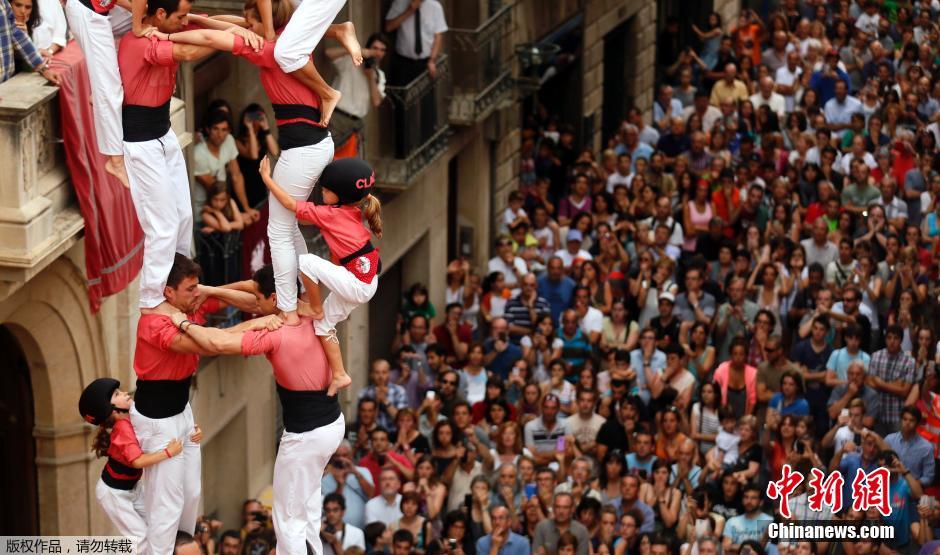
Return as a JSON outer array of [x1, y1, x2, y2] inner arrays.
[[118, 0, 263, 312], [168, 265, 345, 555], [261, 156, 383, 397], [132, 254, 280, 554], [432, 302, 473, 365], [79, 377, 202, 554]]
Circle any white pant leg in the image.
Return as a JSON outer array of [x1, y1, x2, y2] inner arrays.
[[164, 131, 194, 256], [96, 479, 149, 550], [125, 134, 188, 308], [268, 141, 334, 312], [130, 404, 195, 555], [273, 0, 346, 74], [297, 254, 377, 336], [64, 0, 123, 156], [178, 404, 201, 534], [273, 414, 345, 555]]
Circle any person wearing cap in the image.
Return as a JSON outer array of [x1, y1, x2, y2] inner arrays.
[[650, 291, 680, 350], [554, 229, 593, 269], [261, 156, 383, 397], [808, 48, 850, 105], [79, 378, 202, 553]]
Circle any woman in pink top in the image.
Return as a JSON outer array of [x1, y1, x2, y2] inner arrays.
[[711, 337, 757, 415], [683, 179, 713, 252], [261, 156, 383, 396]]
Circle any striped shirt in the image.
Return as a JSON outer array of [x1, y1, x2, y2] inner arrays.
[[868, 348, 916, 429], [0, 0, 43, 83], [503, 294, 550, 334]]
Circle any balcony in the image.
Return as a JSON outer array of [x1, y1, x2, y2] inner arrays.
[[448, 2, 515, 126], [373, 55, 453, 189], [0, 69, 189, 291]]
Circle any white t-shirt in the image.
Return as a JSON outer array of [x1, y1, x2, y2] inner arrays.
[[606, 171, 633, 193], [487, 256, 528, 291], [716, 429, 740, 466], [580, 306, 603, 337], [501, 207, 528, 234], [322, 524, 366, 555], [31, 0, 66, 50], [461, 369, 488, 404], [775, 65, 803, 112], [192, 134, 238, 212], [333, 56, 386, 118], [553, 248, 593, 268]]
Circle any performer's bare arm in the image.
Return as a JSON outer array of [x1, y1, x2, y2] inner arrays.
[[171, 313, 245, 354], [255, 0, 275, 41], [168, 28, 263, 63], [198, 284, 263, 314]]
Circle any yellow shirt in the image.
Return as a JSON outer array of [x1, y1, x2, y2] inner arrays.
[[709, 79, 750, 107]]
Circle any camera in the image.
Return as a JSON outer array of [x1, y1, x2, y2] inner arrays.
[[447, 539, 458, 549], [329, 459, 345, 469], [376, 453, 386, 466], [498, 331, 508, 342], [324, 523, 336, 534], [252, 511, 268, 524], [363, 57, 377, 69]]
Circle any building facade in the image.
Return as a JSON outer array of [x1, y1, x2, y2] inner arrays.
[[0, 0, 737, 534]]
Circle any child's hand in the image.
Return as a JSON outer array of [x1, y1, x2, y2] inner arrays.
[[166, 438, 184, 457], [259, 156, 272, 181], [191, 425, 202, 444]]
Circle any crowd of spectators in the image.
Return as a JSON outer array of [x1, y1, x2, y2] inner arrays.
[[337, 2, 940, 555]]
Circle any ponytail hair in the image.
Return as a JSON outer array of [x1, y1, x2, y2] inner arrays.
[[243, 0, 294, 30], [91, 415, 117, 459], [361, 194, 383, 239]]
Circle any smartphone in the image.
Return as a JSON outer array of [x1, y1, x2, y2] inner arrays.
[[511, 366, 521, 378], [426, 390, 436, 400], [556, 436, 566, 452], [524, 483, 537, 499], [840, 408, 849, 420]]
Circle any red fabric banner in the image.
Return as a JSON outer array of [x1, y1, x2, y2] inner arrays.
[[54, 42, 143, 312]]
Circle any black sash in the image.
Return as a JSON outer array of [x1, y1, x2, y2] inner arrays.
[[101, 456, 142, 490], [272, 103, 329, 150], [122, 101, 171, 142], [276, 384, 341, 433], [338, 242, 382, 275], [134, 377, 191, 419]]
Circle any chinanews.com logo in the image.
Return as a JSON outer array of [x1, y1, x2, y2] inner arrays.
[[764, 464, 896, 541]]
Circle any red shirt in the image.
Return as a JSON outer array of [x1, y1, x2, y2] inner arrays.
[[86, 0, 119, 14], [108, 418, 143, 466], [118, 33, 179, 107], [432, 323, 473, 362], [133, 298, 221, 381], [295, 201, 378, 283], [241, 317, 331, 390], [230, 36, 321, 126], [359, 450, 414, 489]]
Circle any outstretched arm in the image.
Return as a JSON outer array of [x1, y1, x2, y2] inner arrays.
[[259, 156, 298, 212], [169, 28, 263, 61], [171, 313, 246, 354], [198, 284, 263, 314]]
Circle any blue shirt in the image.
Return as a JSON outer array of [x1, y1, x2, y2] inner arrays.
[[537, 275, 576, 323], [476, 532, 530, 555], [838, 452, 879, 503], [826, 348, 871, 382], [625, 453, 658, 478], [886, 432, 935, 485], [809, 68, 851, 105], [768, 393, 810, 417], [886, 476, 914, 546], [483, 338, 522, 380], [629, 348, 666, 405], [610, 499, 656, 533], [724, 512, 773, 546], [321, 466, 375, 529]]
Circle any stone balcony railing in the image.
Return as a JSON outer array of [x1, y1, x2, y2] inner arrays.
[[0, 71, 189, 294], [447, 2, 515, 126]]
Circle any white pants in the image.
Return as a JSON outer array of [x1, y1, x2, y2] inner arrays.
[[130, 403, 201, 555], [273, 413, 345, 555], [95, 479, 149, 553], [298, 253, 377, 336], [269, 140, 334, 312], [273, 0, 346, 74], [64, 0, 123, 156], [124, 130, 193, 308]]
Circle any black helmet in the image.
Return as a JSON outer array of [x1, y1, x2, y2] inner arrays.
[[79, 378, 120, 425], [318, 158, 375, 206]]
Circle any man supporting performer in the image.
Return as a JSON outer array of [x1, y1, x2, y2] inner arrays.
[[118, 0, 263, 312], [132, 254, 281, 554], [169, 266, 345, 555]]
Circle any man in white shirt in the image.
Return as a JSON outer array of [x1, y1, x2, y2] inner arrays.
[[488, 236, 529, 293], [605, 154, 633, 193], [562, 389, 606, 458], [192, 110, 247, 218], [573, 286, 603, 344], [823, 79, 863, 139], [681, 92, 722, 133], [553, 230, 593, 269], [322, 493, 366, 555], [328, 33, 388, 156], [855, 1, 881, 36], [364, 469, 404, 526], [750, 76, 786, 119], [775, 50, 803, 113]]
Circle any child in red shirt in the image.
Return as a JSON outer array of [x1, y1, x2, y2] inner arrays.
[[260, 156, 382, 396], [79, 378, 202, 549]]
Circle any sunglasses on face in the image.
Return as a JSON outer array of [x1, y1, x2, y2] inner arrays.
[[611, 379, 628, 387]]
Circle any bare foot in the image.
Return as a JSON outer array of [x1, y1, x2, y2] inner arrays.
[[336, 21, 362, 66], [327, 373, 353, 397], [319, 88, 341, 127], [105, 156, 130, 189]]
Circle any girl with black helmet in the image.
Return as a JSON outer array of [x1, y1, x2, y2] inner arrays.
[[260, 155, 382, 396], [79, 377, 202, 551]]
